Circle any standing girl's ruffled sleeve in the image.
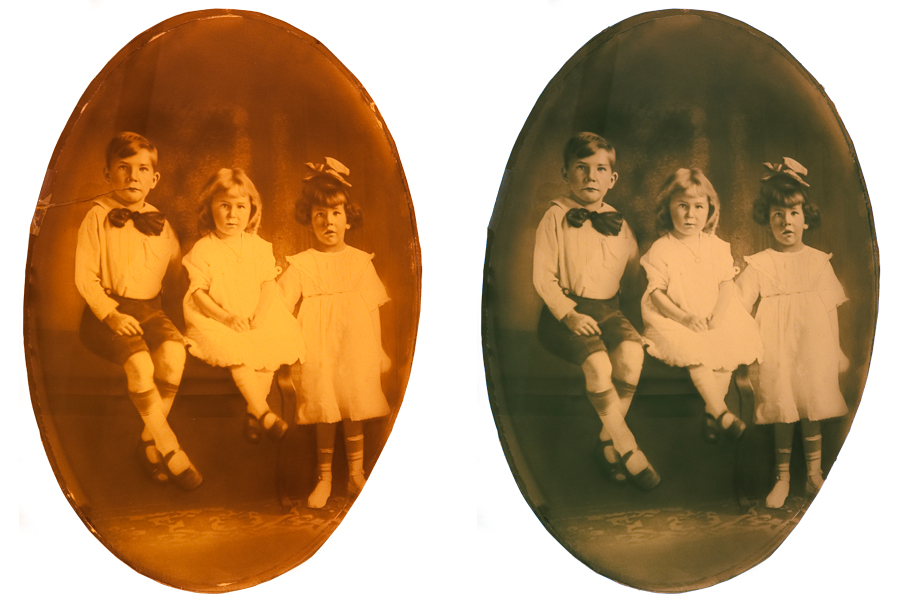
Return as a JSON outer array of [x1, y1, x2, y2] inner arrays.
[[817, 259, 849, 311], [360, 254, 390, 311], [640, 241, 670, 295], [182, 239, 212, 296], [278, 257, 303, 313]]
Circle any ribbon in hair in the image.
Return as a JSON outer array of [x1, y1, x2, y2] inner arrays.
[[761, 156, 809, 188], [565, 208, 624, 236], [107, 208, 166, 236], [304, 156, 352, 187]]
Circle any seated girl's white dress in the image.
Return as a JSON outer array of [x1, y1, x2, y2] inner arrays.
[[183, 232, 305, 371], [737, 247, 848, 424], [279, 246, 391, 424], [641, 232, 763, 371]]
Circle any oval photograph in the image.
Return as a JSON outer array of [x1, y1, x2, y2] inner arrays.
[[23, 9, 420, 592], [482, 10, 877, 592]]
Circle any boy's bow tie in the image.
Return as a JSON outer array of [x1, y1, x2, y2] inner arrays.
[[107, 208, 166, 236], [565, 207, 624, 236]]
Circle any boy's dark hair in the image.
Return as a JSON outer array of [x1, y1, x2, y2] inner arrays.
[[105, 132, 158, 169], [295, 174, 363, 227], [563, 132, 617, 171], [752, 176, 822, 229], [654, 168, 721, 234]]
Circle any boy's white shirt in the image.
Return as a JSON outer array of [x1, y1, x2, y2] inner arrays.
[[532, 195, 638, 319], [74, 195, 180, 320]]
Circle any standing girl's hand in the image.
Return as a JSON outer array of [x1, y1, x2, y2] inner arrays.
[[563, 310, 603, 336], [680, 313, 708, 332], [380, 348, 392, 373], [224, 314, 250, 332]]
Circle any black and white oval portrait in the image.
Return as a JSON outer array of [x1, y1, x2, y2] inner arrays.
[[23, 9, 420, 592], [482, 9, 877, 592]]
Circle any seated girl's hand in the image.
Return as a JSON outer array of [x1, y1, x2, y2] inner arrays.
[[380, 349, 392, 374], [563, 310, 603, 337], [224, 314, 250, 332], [707, 313, 723, 330], [679, 313, 708, 333]]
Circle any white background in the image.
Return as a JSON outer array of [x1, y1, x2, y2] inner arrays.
[[9, 1, 897, 598]]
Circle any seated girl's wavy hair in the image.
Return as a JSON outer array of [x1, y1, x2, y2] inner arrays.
[[295, 174, 363, 227], [197, 168, 263, 235], [654, 168, 721, 235]]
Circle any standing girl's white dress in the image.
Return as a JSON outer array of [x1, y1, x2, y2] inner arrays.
[[641, 232, 763, 370], [738, 247, 848, 424], [183, 232, 305, 370], [279, 246, 391, 424]]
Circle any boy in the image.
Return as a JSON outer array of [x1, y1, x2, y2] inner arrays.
[[75, 131, 201, 490], [532, 132, 658, 490]]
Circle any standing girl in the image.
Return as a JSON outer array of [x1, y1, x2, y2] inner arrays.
[[641, 168, 764, 443], [279, 158, 391, 509], [737, 158, 848, 508], [183, 168, 305, 443]]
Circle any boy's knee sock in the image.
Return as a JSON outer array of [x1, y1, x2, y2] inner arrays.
[[130, 387, 178, 455], [587, 388, 637, 455], [612, 378, 637, 416], [143, 378, 179, 441]]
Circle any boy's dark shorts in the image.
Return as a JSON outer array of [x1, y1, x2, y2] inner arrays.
[[79, 295, 184, 365], [537, 294, 642, 365]]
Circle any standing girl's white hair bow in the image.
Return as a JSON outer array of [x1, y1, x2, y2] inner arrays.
[[304, 156, 352, 187]]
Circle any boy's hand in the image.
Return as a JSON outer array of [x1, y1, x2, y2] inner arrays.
[[224, 314, 250, 332], [380, 349, 392, 373], [680, 314, 708, 333], [103, 311, 144, 336], [563, 310, 603, 336]]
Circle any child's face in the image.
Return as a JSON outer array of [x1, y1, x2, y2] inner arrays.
[[104, 149, 159, 208], [563, 149, 618, 206], [669, 190, 709, 239], [769, 203, 807, 252], [311, 201, 350, 252], [210, 188, 252, 239]]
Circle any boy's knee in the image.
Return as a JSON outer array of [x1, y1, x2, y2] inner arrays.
[[123, 351, 156, 391], [153, 341, 186, 378], [582, 351, 613, 384], [611, 342, 644, 380]]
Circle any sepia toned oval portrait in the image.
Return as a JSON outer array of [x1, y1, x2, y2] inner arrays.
[[23, 9, 420, 593], [482, 9, 877, 592]]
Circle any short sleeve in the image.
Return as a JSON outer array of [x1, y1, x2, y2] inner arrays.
[[182, 240, 212, 296], [277, 263, 303, 312], [359, 256, 389, 311], [640, 242, 670, 295], [735, 264, 761, 313], [713, 238, 738, 283], [817, 260, 849, 311]]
